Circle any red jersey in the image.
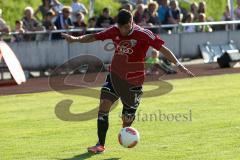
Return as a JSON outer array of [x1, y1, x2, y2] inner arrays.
[[94, 24, 165, 85]]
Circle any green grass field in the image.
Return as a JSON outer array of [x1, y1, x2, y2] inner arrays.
[[0, 73, 240, 160]]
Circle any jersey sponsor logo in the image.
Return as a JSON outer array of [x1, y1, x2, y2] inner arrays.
[[116, 40, 137, 55]]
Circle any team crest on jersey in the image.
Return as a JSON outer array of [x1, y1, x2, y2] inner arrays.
[[130, 39, 137, 47]]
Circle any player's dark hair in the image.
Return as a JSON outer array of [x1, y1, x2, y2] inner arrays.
[[117, 9, 132, 26]]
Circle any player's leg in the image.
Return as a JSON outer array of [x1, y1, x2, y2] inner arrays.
[[121, 86, 143, 128], [87, 99, 113, 154], [88, 74, 119, 154], [97, 99, 113, 147]]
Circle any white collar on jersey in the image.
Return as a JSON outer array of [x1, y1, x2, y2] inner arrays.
[[127, 25, 134, 36]]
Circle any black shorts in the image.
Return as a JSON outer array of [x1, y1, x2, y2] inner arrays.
[[100, 73, 143, 111]]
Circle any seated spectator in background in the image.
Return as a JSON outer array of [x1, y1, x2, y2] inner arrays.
[[73, 12, 86, 36], [180, 5, 188, 23], [198, 1, 206, 14], [34, 0, 54, 20], [145, 49, 161, 75], [53, 6, 73, 39], [52, 0, 64, 15], [22, 7, 44, 41], [166, 0, 181, 24], [71, 0, 88, 22], [145, 49, 176, 75], [54, 6, 73, 30], [122, 3, 133, 12], [11, 20, 25, 42], [0, 9, 10, 34], [190, 2, 199, 21], [71, 0, 88, 14], [88, 17, 97, 28], [183, 13, 196, 33], [95, 8, 115, 28], [196, 13, 212, 32], [138, 9, 152, 26], [22, 7, 43, 32], [42, 10, 56, 30], [235, 0, 240, 29], [218, 5, 232, 31], [146, 1, 160, 25], [157, 0, 169, 24], [222, 5, 231, 21], [133, 4, 146, 25], [74, 12, 87, 28]]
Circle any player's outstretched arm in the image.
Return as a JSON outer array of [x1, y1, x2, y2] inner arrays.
[[61, 33, 96, 43], [159, 45, 195, 77]]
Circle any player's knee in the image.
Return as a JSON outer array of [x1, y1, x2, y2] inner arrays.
[[99, 99, 113, 113]]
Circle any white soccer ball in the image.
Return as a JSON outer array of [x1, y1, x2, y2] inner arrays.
[[118, 127, 140, 148]]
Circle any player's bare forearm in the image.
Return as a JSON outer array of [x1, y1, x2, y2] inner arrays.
[[159, 45, 195, 77], [61, 33, 96, 43], [159, 45, 179, 64]]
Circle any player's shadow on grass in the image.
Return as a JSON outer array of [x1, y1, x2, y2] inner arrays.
[[60, 152, 93, 160], [60, 152, 121, 160]]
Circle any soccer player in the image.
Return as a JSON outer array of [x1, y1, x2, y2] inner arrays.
[[62, 9, 194, 154]]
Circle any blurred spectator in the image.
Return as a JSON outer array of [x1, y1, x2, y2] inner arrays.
[[222, 5, 231, 21], [11, 20, 25, 42], [157, 0, 169, 24], [146, 1, 160, 25], [22, 7, 43, 32], [54, 6, 73, 30], [166, 0, 181, 24], [196, 13, 212, 32], [145, 49, 161, 75], [53, 6, 73, 39], [0, 9, 10, 34], [95, 8, 115, 28], [73, 12, 86, 36], [190, 2, 198, 21], [74, 12, 87, 28], [235, 0, 240, 29], [198, 1, 206, 14], [71, 0, 88, 22], [71, 0, 88, 14], [145, 49, 176, 75], [180, 6, 188, 23], [88, 17, 97, 28], [34, 0, 54, 20], [133, 4, 146, 25], [42, 10, 56, 30], [22, 7, 44, 41], [183, 13, 196, 33], [52, 0, 64, 15], [139, 9, 152, 26], [217, 5, 232, 31], [122, 3, 133, 12]]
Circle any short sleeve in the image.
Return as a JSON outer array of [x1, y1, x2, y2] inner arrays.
[[144, 29, 164, 50], [94, 26, 116, 41]]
